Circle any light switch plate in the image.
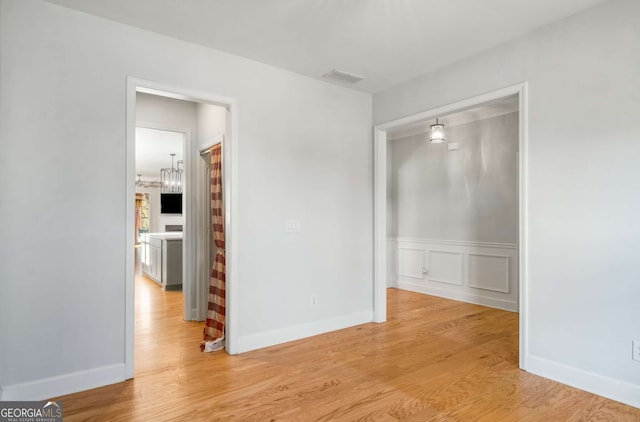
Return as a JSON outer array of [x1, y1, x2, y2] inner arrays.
[[285, 219, 301, 233]]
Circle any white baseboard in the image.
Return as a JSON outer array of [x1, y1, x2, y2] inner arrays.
[[236, 311, 373, 353], [394, 280, 518, 312], [527, 355, 640, 409], [0, 364, 125, 401]]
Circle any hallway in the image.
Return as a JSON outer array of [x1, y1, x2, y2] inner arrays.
[[134, 268, 204, 376]]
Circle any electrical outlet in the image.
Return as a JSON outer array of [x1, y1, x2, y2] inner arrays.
[[633, 340, 640, 361], [311, 295, 319, 306]]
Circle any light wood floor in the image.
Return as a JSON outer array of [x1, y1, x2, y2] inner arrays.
[[55, 277, 640, 421]]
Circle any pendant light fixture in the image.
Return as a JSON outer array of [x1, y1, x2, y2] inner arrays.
[[160, 153, 183, 193], [429, 118, 445, 144]]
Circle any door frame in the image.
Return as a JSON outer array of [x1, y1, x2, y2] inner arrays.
[[372, 82, 529, 370], [125, 77, 239, 379]]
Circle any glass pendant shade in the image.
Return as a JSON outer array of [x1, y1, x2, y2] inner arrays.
[[429, 118, 445, 144], [160, 153, 183, 193]]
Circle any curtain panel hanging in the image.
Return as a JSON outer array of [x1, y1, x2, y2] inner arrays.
[[135, 193, 144, 244], [202, 144, 226, 350]]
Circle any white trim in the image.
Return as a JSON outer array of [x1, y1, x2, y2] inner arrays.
[[395, 247, 425, 279], [236, 311, 373, 353], [125, 78, 136, 379], [374, 82, 528, 369], [467, 253, 510, 293], [126, 77, 240, 382], [427, 250, 464, 286], [0, 364, 124, 401], [373, 129, 387, 323], [518, 83, 529, 370], [393, 280, 518, 312], [225, 101, 239, 355], [391, 237, 517, 250], [527, 355, 640, 409]]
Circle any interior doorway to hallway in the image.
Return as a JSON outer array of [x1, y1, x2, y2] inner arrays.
[[125, 78, 239, 378], [134, 122, 189, 372]]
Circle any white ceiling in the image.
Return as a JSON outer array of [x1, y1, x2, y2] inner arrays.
[[387, 94, 519, 140], [135, 127, 184, 180], [45, 0, 606, 93]]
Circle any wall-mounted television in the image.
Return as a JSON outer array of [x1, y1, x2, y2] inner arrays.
[[161, 193, 182, 214]]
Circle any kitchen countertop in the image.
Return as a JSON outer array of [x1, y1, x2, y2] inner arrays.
[[143, 232, 183, 240]]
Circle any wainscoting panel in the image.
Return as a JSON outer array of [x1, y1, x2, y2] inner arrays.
[[396, 247, 424, 279], [468, 253, 510, 293], [388, 238, 518, 312], [428, 251, 463, 285]]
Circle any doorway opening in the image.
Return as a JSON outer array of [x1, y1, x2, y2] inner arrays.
[[125, 78, 239, 379], [134, 124, 188, 371], [373, 83, 528, 369], [135, 125, 186, 291]]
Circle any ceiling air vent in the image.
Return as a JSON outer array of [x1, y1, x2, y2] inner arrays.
[[322, 69, 365, 85]]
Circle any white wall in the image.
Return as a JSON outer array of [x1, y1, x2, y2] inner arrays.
[[0, 0, 372, 399], [389, 112, 518, 243], [137, 92, 197, 131], [375, 0, 640, 407], [196, 102, 226, 149]]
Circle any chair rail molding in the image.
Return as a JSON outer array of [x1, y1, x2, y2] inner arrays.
[[388, 237, 519, 312]]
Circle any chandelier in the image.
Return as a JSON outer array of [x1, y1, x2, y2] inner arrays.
[[161, 153, 183, 193], [429, 118, 445, 144]]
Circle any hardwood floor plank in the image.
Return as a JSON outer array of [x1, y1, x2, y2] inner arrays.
[[54, 283, 640, 421]]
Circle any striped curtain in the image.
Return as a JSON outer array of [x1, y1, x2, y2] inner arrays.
[[202, 143, 226, 346], [135, 193, 144, 244]]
